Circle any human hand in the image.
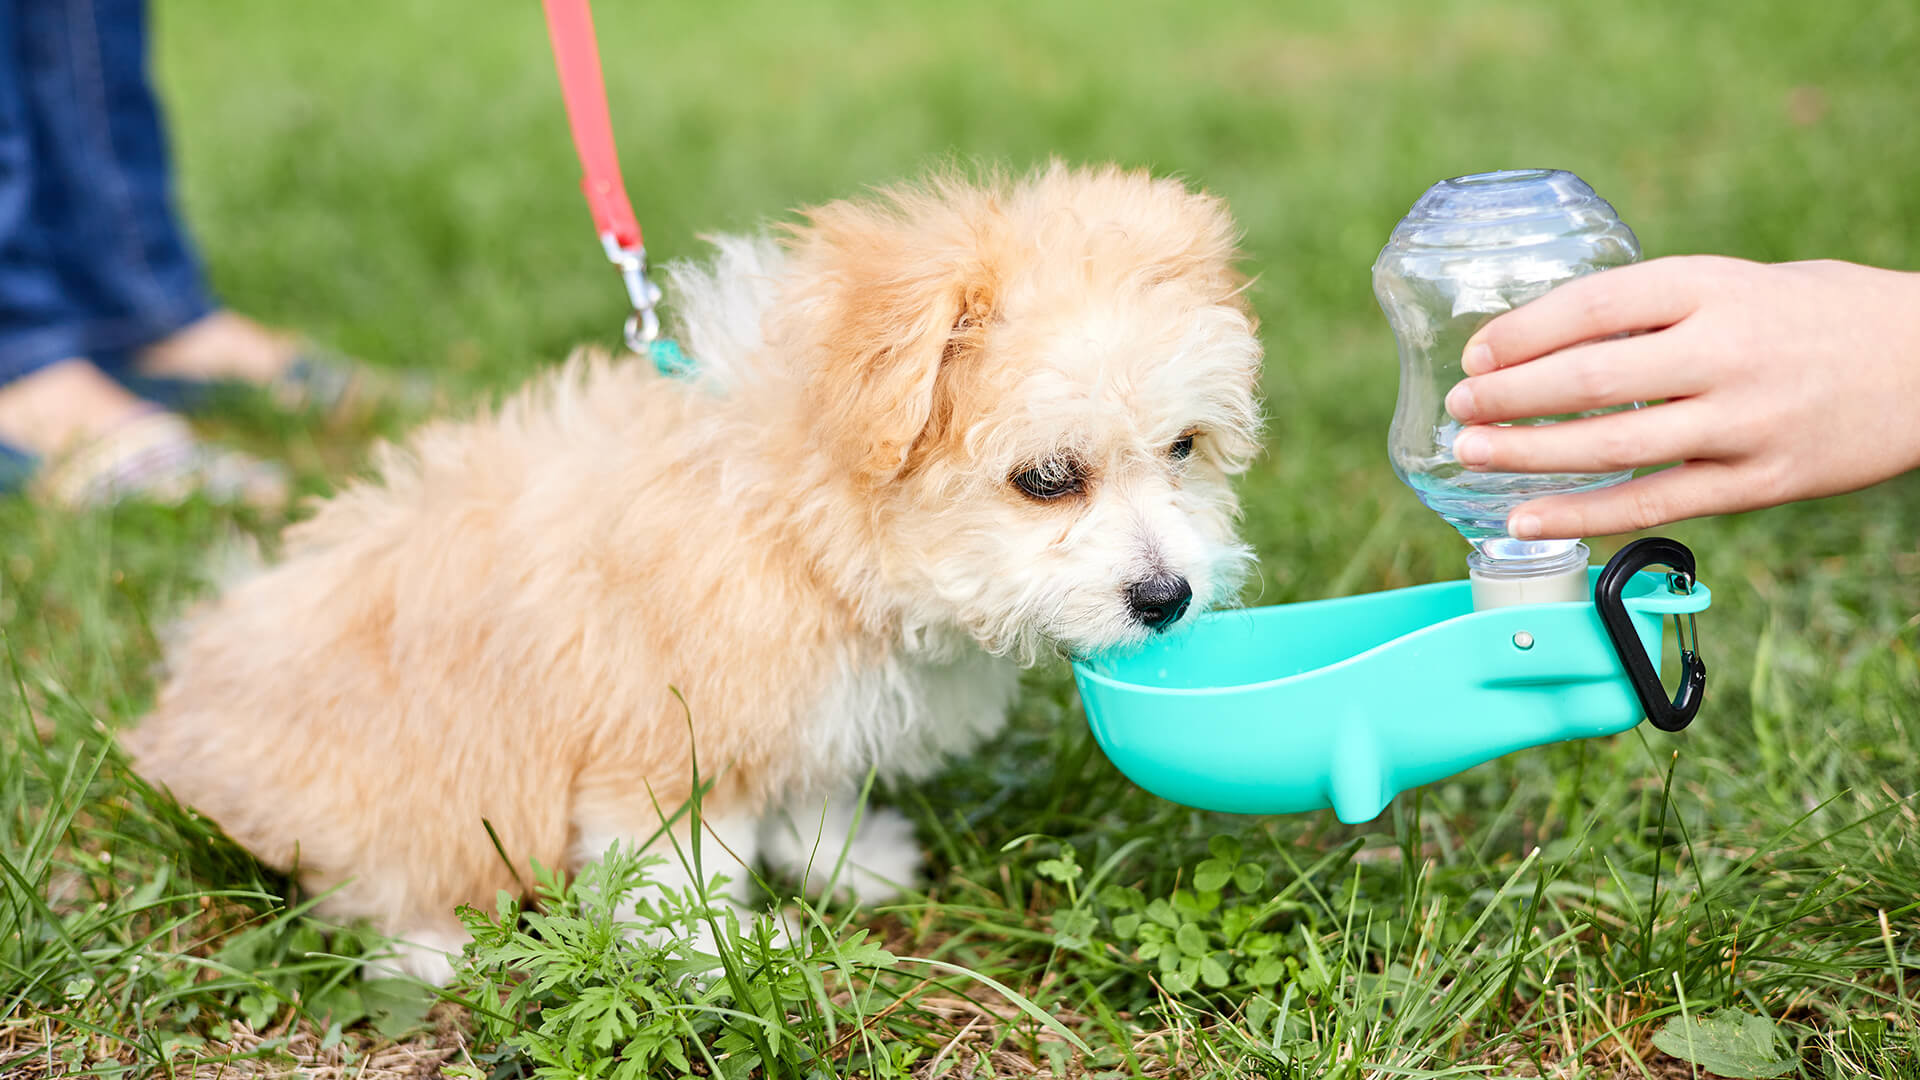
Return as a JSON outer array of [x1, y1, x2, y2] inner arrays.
[[1442, 256, 1920, 539]]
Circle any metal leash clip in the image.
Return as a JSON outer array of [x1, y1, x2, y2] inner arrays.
[[600, 232, 663, 353]]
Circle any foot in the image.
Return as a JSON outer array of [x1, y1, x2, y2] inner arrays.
[[573, 811, 777, 973], [366, 923, 470, 986], [133, 311, 299, 384], [134, 310, 431, 417], [759, 798, 924, 905], [0, 358, 157, 456], [0, 358, 289, 509]]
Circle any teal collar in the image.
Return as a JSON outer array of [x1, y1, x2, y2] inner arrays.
[[648, 338, 695, 378]]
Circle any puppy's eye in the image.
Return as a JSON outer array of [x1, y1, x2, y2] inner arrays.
[[1169, 432, 1197, 461], [1011, 458, 1085, 501]]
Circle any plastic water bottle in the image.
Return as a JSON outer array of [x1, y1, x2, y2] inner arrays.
[[1372, 169, 1642, 607]]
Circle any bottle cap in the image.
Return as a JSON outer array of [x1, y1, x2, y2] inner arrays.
[[1467, 542, 1590, 610]]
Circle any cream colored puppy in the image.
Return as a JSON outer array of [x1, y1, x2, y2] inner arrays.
[[124, 163, 1264, 984]]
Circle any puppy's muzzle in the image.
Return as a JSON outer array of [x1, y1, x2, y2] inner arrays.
[[1126, 574, 1192, 633]]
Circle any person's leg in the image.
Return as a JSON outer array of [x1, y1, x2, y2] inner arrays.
[[12, 0, 216, 369], [15, 0, 305, 385], [4, 0, 399, 457], [0, 0, 287, 506], [77, 0, 315, 385], [0, 0, 159, 452]]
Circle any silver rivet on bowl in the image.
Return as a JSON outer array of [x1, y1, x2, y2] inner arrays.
[[1513, 631, 1535, 650]]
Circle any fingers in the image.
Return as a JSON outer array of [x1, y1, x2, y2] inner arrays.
[[1446, 332, 1713, 424], [1504, 461, 1760, 539], [1451, 400, 1718, 476], [1461, 256, 1736, 376]]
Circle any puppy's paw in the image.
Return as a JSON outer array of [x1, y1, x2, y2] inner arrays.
[[365, 924, 469, 987], [833, 806, 924, 905], [760, 799, 925, 905]]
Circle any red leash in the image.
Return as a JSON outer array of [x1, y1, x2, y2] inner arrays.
[[540, 0, 663, 353]]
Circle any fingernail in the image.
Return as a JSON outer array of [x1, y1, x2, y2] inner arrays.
[[1444, 381, 1475, 421], [1510, 513, 1541, 539], [1462, 343, 1493, 375], [1453, 428, 1490, 467]]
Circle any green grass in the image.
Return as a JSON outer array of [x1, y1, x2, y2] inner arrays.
[[5, 0, 1920, 1075]]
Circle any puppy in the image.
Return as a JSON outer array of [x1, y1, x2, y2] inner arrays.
[[123, 162, 1264, 984]]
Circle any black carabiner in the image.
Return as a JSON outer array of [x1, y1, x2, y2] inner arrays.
[[1594, 537, 1707, 732]]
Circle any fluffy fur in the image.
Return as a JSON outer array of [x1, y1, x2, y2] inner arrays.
[[123, 162, 1264, 983]]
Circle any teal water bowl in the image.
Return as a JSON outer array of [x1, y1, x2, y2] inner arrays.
[[1071, 543, 1710, 824]]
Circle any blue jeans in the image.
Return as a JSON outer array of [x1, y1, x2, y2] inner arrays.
[[0, 0, 214, 387]]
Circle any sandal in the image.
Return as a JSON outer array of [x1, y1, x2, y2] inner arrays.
[[5, 409, 290, 510], [110, 341, 436, 421]]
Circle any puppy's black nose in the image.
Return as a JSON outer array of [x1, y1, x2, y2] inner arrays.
[[1126, 574, 1192, 632]]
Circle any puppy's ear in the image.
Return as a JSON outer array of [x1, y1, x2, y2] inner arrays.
[[787, 188, 1000, 486]]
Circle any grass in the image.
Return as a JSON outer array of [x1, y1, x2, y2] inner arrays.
[[4, 0, 1919, 1075]]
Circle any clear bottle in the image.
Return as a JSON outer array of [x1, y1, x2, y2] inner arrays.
[[1372, 169, 1642, 607]]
